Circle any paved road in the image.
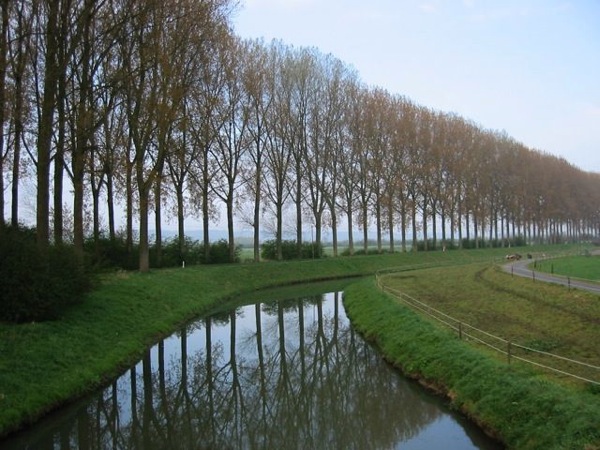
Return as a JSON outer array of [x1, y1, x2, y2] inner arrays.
[[503, 259, 600, 295]]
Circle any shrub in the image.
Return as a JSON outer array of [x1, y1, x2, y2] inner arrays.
[[261, 239, 296, 260], [0, 225, 91, 323], [83, 233, 241, 269], [46, 244, 92, 312], [341, 247, 390, 256], [200, 239, 240, 264], [512, 235, 527, 247], [261, 239, 323, 260], [415, 239, 437, 251], [150, 237, 181, 268], [84, 235, 137, 270]]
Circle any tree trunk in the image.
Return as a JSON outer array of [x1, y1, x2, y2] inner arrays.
[[73, 0, 94, 258], [422, 199, 429, 251], [457, 195, 463, 247], [295, 159, 302, 258], [375, 195, 382, 253], [36, 0, 61, 248], [72, 144, 85, 253], [202, 146, 210, 263], [388, 204, 394, 253], [411, 197, 417, 251], [102, 110, 116, 241], [362, 203, 368, 253], [54, 94, 65, 244], [177, 187, 185, 263], [276, 198, 283, 261], [107, 172, 115, 241], [0, 0, 7, 229], [125, 154, 134, 255], [347, 206, 354, 256], [314, 211, 322, 258], [331, 207, 338, 257], [138, 188, 150, 272], [431, 200, 438, 250], [227, 193, 235, 262], [154, 176, 163, 268], [11, 75, 24, 227], [253, 153, 261, 262], [400, 203, 407, 252]]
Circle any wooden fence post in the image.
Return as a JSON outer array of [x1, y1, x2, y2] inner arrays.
[[507, 341, 512, 365]]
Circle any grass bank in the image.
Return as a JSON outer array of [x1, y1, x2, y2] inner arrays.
[[344, 277, 600, 449], [379, 263, 600, 383], [0, 244, 583, 440], [0, 248, 505, 438]]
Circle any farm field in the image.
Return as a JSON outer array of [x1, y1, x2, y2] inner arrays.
[[532, 253, 600, 282], [378, 262, 600, 386]]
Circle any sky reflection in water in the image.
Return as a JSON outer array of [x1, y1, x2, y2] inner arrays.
[[3, 290, 502, 449]]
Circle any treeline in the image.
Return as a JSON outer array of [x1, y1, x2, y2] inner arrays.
[[1, 0, 599, 272]]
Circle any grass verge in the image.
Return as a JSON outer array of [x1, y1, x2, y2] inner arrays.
[[343, 278, 600, 450]]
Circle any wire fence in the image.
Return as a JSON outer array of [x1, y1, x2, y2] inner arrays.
[[376, 273, 600, 386]]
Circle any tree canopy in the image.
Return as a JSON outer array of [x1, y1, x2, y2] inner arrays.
[[1, 0, 598, 271]]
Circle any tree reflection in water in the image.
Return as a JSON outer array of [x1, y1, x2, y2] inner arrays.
[[3, 292, 499, 450]]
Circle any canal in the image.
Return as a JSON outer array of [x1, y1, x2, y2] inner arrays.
[[3, 281, 502, 449]]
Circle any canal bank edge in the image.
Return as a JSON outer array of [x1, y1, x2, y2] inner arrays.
[[342, 278, 600, 450], [0, 247, 593, 442], [0, 251, 459, 440]]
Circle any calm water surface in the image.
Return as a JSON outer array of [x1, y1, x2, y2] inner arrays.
[[3, 285, 503, 449]]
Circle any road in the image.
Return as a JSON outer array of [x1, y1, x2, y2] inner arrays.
[[503, 258, 600, 295]]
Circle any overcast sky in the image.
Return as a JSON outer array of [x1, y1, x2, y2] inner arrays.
[[232, 0, 600, 173]]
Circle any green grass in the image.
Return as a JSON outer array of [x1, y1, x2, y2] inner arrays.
[[533, 254, 600, 281], [0, 244, 587, 441], [378, 263, 600, 382], [0, 249, 487, 438], [344, 278, 600, 450]]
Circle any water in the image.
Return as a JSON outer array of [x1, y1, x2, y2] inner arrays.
[[2, 286, 502, 449]]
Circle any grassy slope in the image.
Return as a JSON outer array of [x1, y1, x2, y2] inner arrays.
[[0, 250, 493, 438], [380, 263, 600, 373], [344, 278, 600, 450], [0, 245, 585, 441]]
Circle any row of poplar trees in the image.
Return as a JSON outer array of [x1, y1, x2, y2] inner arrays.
[[1, 0, 599, 271]]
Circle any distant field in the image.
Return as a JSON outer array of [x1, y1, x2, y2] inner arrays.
[[533, 254, 600, 281], [378, 262, 600, 386]]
